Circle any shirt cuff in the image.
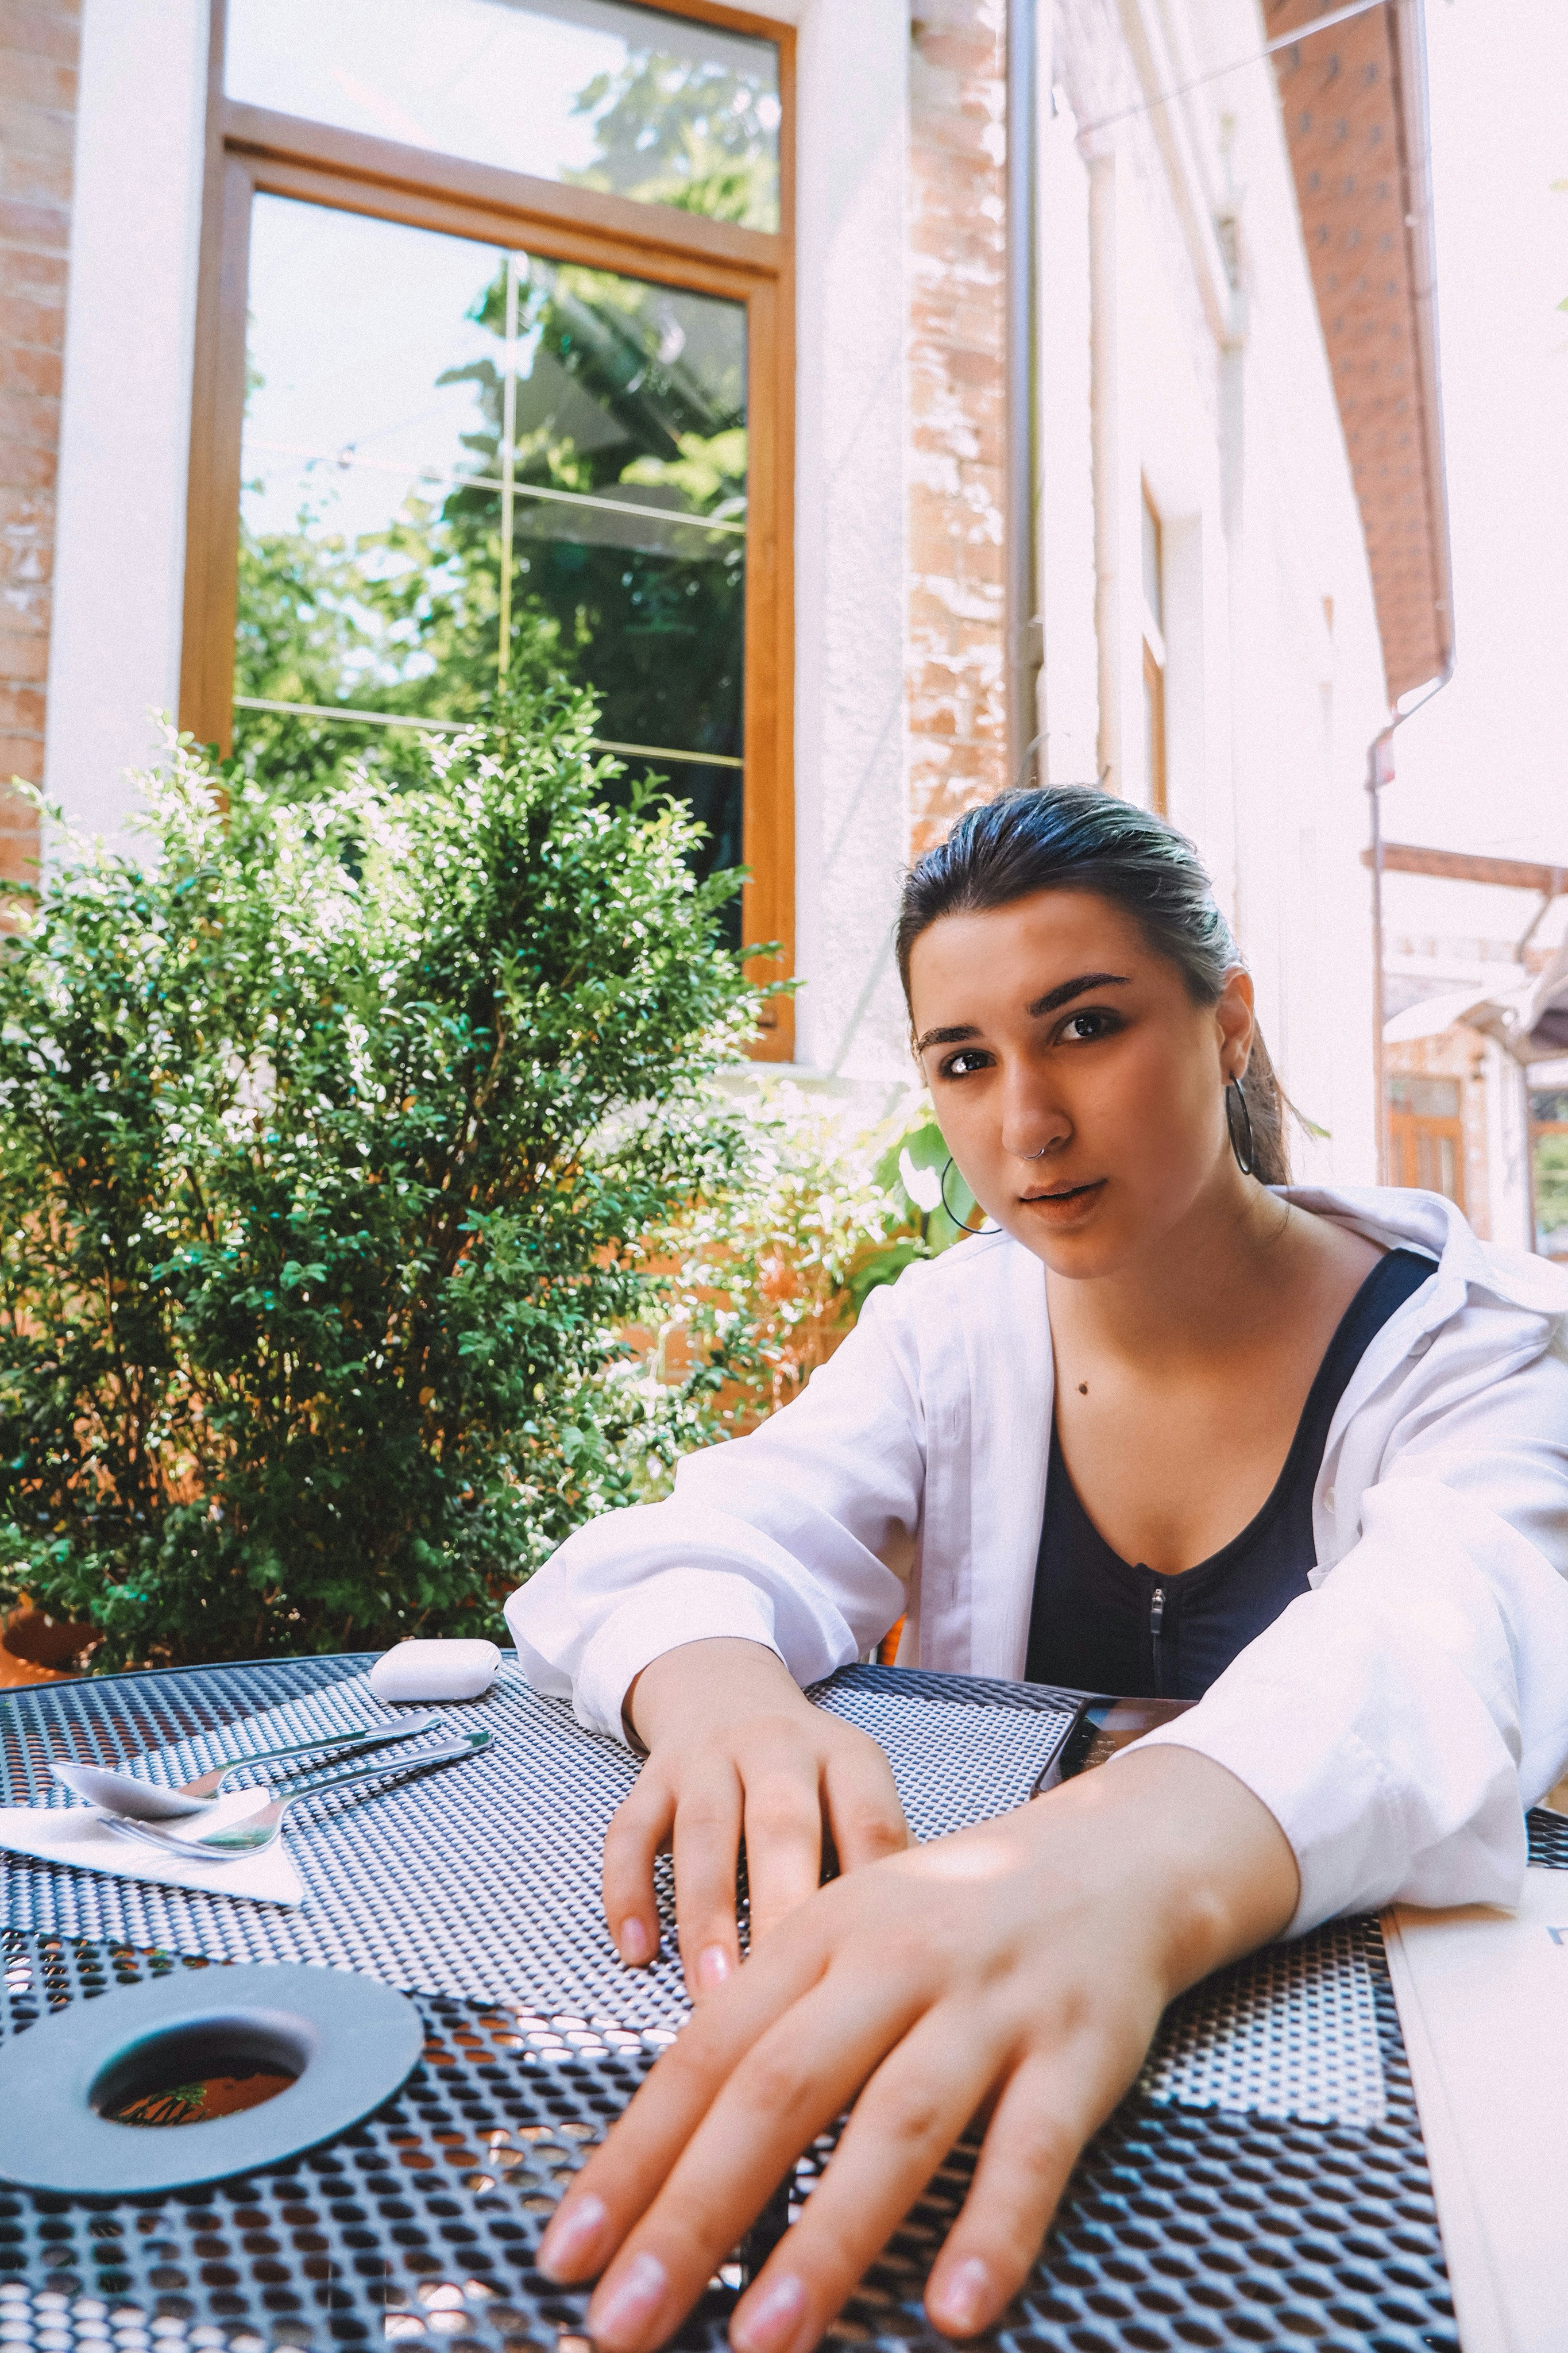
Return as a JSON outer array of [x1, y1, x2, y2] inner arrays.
[[573, 1571, 786, 1743], [1122, 1675, 1400, 1936]]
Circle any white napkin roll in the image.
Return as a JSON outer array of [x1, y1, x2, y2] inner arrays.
[[368, 1638, 500, 1703]]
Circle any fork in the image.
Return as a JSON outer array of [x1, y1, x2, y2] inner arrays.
[[99, 1727, 493, 1860]]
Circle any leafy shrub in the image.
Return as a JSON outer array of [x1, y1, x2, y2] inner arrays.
[[641, 1084, 972, 1441], [0, 693, 759, 1669]]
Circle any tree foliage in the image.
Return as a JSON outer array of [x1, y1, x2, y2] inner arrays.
[[0, 692, 760, 1669]]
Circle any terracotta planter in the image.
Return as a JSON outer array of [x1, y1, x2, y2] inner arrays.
[[0, 1603, 98, 1687]]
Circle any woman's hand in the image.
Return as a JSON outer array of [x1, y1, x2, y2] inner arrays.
[[607, 1638, 909, 1997], [547, 1746, 1299, 2353]]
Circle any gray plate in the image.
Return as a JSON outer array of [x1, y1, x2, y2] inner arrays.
[[0, 1959, 423, 2195]]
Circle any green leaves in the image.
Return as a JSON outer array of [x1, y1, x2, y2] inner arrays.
[[0, 686, 758, 1669]]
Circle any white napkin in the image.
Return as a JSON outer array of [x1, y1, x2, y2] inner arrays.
[[1383, 1867, 1568, 2353], [0, 1787, 304, 1907]]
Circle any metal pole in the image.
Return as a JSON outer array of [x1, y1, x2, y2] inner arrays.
[[1005, 0, 1044, 788], [497, 254, 519, 681], [1366, 727, 1393, 1183]]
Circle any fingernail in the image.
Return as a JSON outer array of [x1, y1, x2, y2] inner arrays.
[[536, 2193, 608, 2281], [694, 1943, 731, 1993], [930, 2257, 992, 2335], [589, 2250, 668, 2348], [731, 2271, 806, 2353], [618, 1915, 652, 1966]]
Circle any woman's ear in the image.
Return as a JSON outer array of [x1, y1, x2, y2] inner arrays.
[[1215, 966, 1256, 1081]]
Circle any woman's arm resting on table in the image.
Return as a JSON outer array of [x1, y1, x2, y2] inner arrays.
[[546, 1747, 1298, 2353], [607, 1638, 909, 1997]]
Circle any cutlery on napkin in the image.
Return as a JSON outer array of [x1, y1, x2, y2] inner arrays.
[[0, 1787, 304, 1907]]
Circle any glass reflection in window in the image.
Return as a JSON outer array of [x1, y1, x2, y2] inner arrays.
[[235, 194, 747, 890]]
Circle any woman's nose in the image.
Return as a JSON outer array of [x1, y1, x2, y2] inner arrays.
[[999, 1078, 1070, 1163]]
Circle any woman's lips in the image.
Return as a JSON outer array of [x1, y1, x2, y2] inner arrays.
[[1018, 1179, 1106, 1222]]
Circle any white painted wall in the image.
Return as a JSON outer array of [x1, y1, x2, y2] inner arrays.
[[781, 0, 911, 1081], [1044, 0, 1391, 1186], [45, 0, 210, 844]]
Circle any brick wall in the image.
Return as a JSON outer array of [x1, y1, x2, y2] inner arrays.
[[906, 0, 1008, 854], [0, 0, 78, 896]]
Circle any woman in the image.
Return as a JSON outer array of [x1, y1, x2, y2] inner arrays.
[[508, 788, 1568, 2353]]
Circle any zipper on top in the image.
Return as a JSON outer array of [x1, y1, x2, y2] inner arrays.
[[1149, 1583, 1166, 1696]]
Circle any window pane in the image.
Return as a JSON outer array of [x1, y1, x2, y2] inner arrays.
[[226, 0, 781, 232], [1537, 1130, 1568, 1252], [235, 195, 747, 908], [1387, 1075, 1460, 1119]]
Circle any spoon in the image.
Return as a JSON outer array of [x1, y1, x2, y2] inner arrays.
[[52, 1711, 445, 1820], [99, 1727, 493, 1859]]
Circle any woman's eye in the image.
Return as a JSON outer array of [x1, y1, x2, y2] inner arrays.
[[1061, 1009, 1118, 1043], [942, 1047, 992, 1078]]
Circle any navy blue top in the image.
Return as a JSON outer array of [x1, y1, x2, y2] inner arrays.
[[1024, 1247, 1437, 1702]]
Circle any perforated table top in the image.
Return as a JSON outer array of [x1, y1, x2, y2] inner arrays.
[[0, 1651, 1540, 2353]]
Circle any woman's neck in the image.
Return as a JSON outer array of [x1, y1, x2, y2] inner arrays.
[[1044, 1175, 1315, 1374]]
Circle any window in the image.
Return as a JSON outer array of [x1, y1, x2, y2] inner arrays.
[[1387, 1074, 1465, 1209], [1530, 1087, 1568, 1257], [181, 0, 794, 1048], [1140, 485, 1166, 817]]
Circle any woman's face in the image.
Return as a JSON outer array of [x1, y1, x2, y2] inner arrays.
[[907, 889, 1256, 1277]]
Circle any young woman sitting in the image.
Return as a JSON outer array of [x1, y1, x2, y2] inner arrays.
[[507, 786, 1568, 2353]]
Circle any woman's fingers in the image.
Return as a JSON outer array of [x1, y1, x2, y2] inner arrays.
[[822, 1742, 909, 1874], [602, 1773, 676, 1969], [727, 2007, 998, 2353], [924, 2032, 1145, 2337], [669, 1761, 747, 1995], [539, 1928, 839, 2287], [579, 1962, 935, 2353], [743, 1764, 832, 1947]]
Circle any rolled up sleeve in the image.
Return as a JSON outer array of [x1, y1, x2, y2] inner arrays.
[[505, 1280, 926, 1739], [1131, 1340, 1568, 1931]]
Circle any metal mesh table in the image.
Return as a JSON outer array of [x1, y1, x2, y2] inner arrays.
[[0, 1650, 1533, 2353]]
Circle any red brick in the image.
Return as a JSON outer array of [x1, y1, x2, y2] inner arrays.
[[0, 90, 74, 157], [0, 679, 41, 729], [0, 385, 57, 443], [0, 242, 63, 296], [0, 340, 59, 396], [0, 2, 79, 65], [0, 192, 67, 251], [0, 528, 51, 584], [0, 624, 46, 677], [0, 436, 51, 489], [0, 732, 44, 782], [0, 48, 74, 109], [1, 148, 71, 209], [0, 286, 60, 347]]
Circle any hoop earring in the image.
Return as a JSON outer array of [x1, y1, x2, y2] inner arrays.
[[940, 1156, 991, 1235], [1226, 1077, 1257, 1178]]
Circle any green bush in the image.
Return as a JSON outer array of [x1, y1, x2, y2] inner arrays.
[[0, 692, 760, 1669]]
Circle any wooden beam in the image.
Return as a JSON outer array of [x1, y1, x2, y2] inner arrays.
[[1361, 843, 1568, 894]]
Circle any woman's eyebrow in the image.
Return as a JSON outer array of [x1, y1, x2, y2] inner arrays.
[[914, 973, 1131, 1057], [1027, 971, 1131, 1016], [913, 1022, 979, 1055]]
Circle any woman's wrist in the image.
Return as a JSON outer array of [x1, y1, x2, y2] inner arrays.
[[1028, 1743, 1300, 2002], [623, 1636, 801, 1752]]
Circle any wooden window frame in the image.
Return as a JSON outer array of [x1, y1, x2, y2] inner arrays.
[[180, 0, 795, 1056], [1387, 1077, 1466, 1213]]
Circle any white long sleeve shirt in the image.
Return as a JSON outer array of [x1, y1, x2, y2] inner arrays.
[[506, 1187, 1568, 1934]]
